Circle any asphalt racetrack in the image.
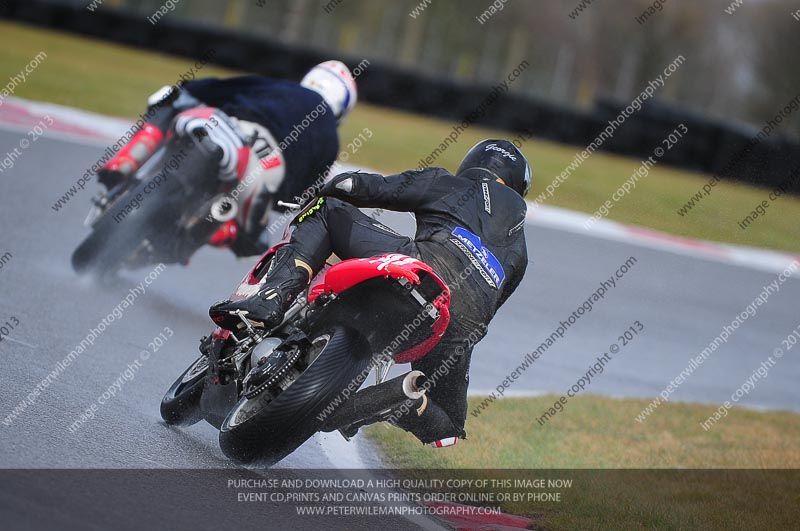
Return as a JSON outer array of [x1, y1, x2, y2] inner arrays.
[[0, 121, 798, 528]]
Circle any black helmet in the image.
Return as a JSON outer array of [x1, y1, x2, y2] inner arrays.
[[456, 139, 531, 197]]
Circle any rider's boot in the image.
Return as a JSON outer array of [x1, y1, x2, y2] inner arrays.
[[97, 123, 164, 190], [209, 246, 312, 330], [96, 86, 198, 191]]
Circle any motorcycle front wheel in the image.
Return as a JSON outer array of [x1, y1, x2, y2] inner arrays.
[[160, 354, 209, 427], [71, 173, 182, 277]]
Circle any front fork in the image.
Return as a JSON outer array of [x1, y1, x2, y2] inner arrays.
[[200, 336, 241, 429]]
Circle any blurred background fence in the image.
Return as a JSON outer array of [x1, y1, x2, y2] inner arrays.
[[2, 0, 799, 192]]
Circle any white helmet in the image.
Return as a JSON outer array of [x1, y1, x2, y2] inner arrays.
[[301, 60, 358, 123]]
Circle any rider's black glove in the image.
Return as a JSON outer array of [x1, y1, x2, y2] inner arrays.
[[319, 172, 359, 198]]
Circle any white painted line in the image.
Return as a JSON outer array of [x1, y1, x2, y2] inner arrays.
[[3, 96, 130, 139], [319, 432, 451, 531], [4, 95, 797, 278], [468, 389, 547, 398], [527, 203, 800, 278], [1, 336, 38, 349], [318, 430, 370, 469]]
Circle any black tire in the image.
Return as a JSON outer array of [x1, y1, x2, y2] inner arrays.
[[219, 326, 371, 466], [71, 175, 182, 277], [160, 355, 209, 427]]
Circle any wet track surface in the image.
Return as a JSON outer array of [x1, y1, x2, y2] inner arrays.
[[0, 127, 798, 527], [0, 130, 448, 530], [479, 227, 800, 411]]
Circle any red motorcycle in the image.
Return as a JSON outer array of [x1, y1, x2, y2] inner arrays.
[[160, 217, 450, 465]]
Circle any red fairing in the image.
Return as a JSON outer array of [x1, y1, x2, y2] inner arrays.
[[227, 243, 287, 302], [208, 220, 238, 248], [309, 254, 427, 303], [308, 254, 451, 364], [393, 297, 449, 364], [225, 250, 450, 363]]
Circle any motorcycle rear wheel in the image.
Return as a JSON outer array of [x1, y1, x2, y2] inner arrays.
[[219, 325, 371, 466]]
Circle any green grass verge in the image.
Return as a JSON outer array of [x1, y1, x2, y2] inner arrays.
[[366, 395, 800, 468], [365, 395, 800, 530], [2, 21, 800, 253]]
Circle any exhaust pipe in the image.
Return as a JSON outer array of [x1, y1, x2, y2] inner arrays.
[[321, 371, 427, 432], [209, 194, 238, 222]]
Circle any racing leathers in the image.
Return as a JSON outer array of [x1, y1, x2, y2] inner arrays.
[[100, 76, 340, 256], [221, 166, 529, 444]]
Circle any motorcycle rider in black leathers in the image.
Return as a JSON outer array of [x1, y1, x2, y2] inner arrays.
[[211, 139, 531, 445]]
